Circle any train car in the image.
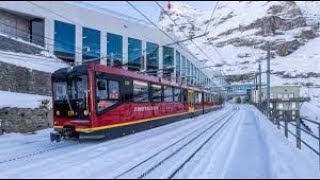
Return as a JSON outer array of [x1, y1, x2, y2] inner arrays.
[[50, 63, 224, 142]]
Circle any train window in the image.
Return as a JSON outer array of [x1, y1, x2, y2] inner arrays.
[[164, 86, 174, 102], [53, 82, 67, 101], [199, 93, 203, 104], [133, 81, 149, 102], [151, 84, 162, 103], [204, 93, 208, 103], [181, 89, 187, 103], [108, 80, 120, 100], [195, 92, 201, 104], [95, 74, 120, 112], [174, 88, 181, 102], [96, 79, 108, 100]]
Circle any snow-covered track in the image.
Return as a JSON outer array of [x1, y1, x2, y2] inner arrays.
[[0, 141, 79, 164], [115, 109, 238, 179]]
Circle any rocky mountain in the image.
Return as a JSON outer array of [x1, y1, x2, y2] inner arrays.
[[158, 1, 320, 106]]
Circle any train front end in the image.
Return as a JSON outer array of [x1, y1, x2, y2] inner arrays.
[[50, 66, 92, 142]]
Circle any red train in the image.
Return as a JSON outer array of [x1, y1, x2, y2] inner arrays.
[[50, 63, 224, 142]]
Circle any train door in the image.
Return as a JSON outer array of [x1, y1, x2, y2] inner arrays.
[[188, 90, 195, 113]]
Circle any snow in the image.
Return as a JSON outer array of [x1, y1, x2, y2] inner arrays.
[[0, 91, 51, 109], [301, 102, 320, 122], [0, 50, 68, 73], [295, 1, 320, 25], [0, 33, 45, 50], [0, 104, 318, 178]]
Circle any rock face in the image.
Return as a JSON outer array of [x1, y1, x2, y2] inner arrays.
[[0, 107, 51, 133], [0, 61, 52, 96]]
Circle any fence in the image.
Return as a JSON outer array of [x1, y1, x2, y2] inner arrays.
[[259, 106, 320, 170]]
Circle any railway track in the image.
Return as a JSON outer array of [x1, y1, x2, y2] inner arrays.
[[114, 109, 238, 179], [0, 108, 228, 166]]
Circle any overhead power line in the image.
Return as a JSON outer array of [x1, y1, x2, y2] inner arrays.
[[155, 1, 227, 69], [204, 1, 220, 35], [154, 1, 215, 66]]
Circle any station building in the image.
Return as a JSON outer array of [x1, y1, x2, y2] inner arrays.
[[0, 1, 216, 90]]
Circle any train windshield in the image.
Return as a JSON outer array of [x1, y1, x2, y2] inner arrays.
[[53, 75, 89, 119]]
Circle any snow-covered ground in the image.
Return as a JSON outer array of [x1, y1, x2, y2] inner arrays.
[[0, 105, 318, 178], [301, 102, 320, 122]]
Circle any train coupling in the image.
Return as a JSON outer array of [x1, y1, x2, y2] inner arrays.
[[50, 132, 62, 142]]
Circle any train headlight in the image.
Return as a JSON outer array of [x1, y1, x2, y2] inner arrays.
[[56, 111, 60, 116], [68, 110, 75, 117], [84, 110, 89, 116]]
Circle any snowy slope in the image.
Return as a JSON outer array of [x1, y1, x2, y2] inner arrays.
[[159, 1, 319, 77], [158, 1, 320, 110]]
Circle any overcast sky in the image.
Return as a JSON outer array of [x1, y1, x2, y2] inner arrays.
[[86, 1, 216, 23]]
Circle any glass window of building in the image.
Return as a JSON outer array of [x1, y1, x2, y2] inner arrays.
[[128, 37, 142, 71], [54, 20, 76, 62], [195, 68, 198, 87], [82, 27, 101, 61], [196, 68, 199, 87], [191, 63, 194, 86], [278, 103, 283, 109], [181, 56, 186, 84], [186, 60, 190, 85], [163, 46, 174, 79], [107, 33, 123, 67], [176, 51, 181, 83], [146, 42, 159, 74]]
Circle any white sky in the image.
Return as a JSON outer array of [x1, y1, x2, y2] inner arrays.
[[85, 1, 216, 23]]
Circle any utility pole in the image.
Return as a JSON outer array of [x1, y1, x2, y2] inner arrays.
[[259, 62, 262, 109], [267, 41, 271, 119], [255, 73, 258, 105]]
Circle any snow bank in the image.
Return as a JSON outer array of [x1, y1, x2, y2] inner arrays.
[[301, 102, 320, 122], [0, 91, 51, 109], [0, 51, 68, 73]]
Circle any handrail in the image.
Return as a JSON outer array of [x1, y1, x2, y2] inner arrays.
[[256, 104, 320, 170], [301, 117, 320, 125]]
